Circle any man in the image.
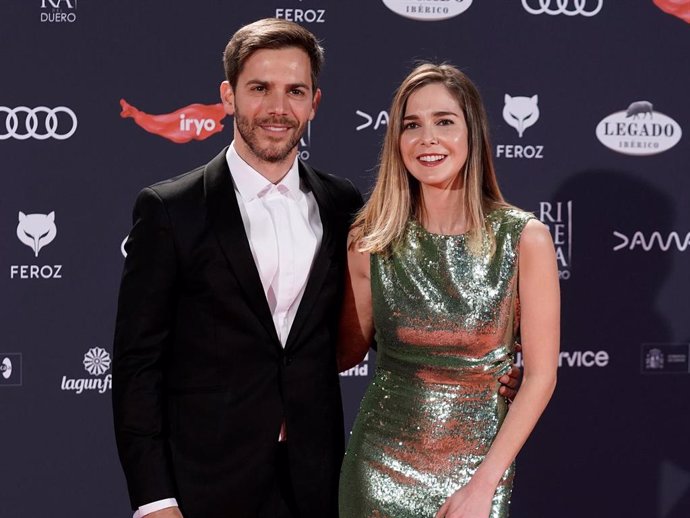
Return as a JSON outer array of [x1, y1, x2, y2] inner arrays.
[[113, 18, 520, 518]]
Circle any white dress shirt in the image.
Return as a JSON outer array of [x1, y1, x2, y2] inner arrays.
[[135, 143, 322, 517]]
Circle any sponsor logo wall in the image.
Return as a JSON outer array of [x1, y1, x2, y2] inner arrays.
[[2, 2, 689, 517]]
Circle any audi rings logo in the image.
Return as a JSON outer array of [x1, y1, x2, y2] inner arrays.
[[0, 106, 77, 140], [521, 0, 603, 16]]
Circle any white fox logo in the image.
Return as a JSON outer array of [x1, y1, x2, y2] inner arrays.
[[503, 94, 540, 138], [16, 211, 57, 257]]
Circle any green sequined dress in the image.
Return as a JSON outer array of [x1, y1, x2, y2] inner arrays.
[[339, 208, 534, 518]]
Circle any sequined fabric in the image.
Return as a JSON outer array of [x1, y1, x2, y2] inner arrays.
[[339, 208, 534, 518]]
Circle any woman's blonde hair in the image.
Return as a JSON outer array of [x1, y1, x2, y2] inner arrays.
[[354, 63, 508, 253]]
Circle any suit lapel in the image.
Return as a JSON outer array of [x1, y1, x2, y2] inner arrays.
[[285, 160, 336, 351], [203, 148, 281, 347]]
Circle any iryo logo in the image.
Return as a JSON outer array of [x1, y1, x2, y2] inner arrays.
[[120, 99, 226, 144], [653, 0, 690, 24]]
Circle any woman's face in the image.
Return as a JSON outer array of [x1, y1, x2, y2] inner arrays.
[[399, 83, 469, 190]]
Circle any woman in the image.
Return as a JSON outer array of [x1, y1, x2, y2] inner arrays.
[[337, 64, 560, 518]]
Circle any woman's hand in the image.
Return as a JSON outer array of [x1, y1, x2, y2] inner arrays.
[[434, 479, 495, 518]]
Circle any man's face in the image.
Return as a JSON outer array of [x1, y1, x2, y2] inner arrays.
[[221, 47, 321, 169]]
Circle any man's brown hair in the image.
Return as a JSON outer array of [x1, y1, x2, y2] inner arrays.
[[223, 18, 325, 92]]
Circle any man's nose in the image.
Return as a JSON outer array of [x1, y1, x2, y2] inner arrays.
[[266, 91, 289, 115]]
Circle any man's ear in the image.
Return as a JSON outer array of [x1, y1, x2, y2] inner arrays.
[[220, 81, 235, 116], [309, 88, 322, 121]]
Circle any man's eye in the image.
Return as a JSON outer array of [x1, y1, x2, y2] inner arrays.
[[251, 86, 265, 92], [291, 89, 306, 96]]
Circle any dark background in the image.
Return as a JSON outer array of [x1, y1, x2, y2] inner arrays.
[[1, 1, 688, 517]]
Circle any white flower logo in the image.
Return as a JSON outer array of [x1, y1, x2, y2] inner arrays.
[[83, 347, 111, 376]]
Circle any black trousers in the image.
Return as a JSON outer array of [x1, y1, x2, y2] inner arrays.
[[258, 442, 299, 518]]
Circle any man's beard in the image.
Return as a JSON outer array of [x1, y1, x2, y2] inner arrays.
[[235, 108, 306, 163]]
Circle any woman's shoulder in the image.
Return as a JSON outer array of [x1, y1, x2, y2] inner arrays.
[[487, 205, 536, 235]]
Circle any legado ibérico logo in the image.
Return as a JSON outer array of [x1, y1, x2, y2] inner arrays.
[[653, 0, 690, 24], [120, 99, 226, 143], [596, 100, 682, 156], [382, 0, 473, 21]]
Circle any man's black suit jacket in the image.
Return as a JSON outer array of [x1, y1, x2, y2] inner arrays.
[[112, 148, 363, 518]]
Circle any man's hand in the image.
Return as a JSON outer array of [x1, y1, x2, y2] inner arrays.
[[143, 508, 183, 518], [498, 344, 523, 401]]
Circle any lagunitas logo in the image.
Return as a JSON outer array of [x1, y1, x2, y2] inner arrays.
[[538, 201, 572, 280], [653, 0, 690, 24], [40, 0, 77, 23], [382, 0, 473, 21], [596, 100, 682, 156], [356, 109, 389, 132], [11, 211, 63, 280], [496, 94, 544, 160], [120, 99, 226, 143], [340, 353, 369, 377], [60, 347, 112, 394]]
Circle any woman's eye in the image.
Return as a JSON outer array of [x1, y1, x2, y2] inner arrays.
[[403, 122, 418, 130], [438, 119, 454, 126]]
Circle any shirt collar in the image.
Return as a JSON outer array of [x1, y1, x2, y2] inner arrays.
[[226, 142, 301, 201]]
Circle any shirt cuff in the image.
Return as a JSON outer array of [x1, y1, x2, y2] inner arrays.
[[133, 498, 178, 518]]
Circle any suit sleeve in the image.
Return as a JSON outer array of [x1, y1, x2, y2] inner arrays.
[[112, 187, 178, 508]]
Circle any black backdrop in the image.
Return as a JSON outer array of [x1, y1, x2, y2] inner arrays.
[[1, 1, 689, 517]]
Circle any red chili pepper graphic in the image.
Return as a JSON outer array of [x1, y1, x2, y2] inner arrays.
[[654, 0, 690, 23], [120, 99, 227, 143]]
